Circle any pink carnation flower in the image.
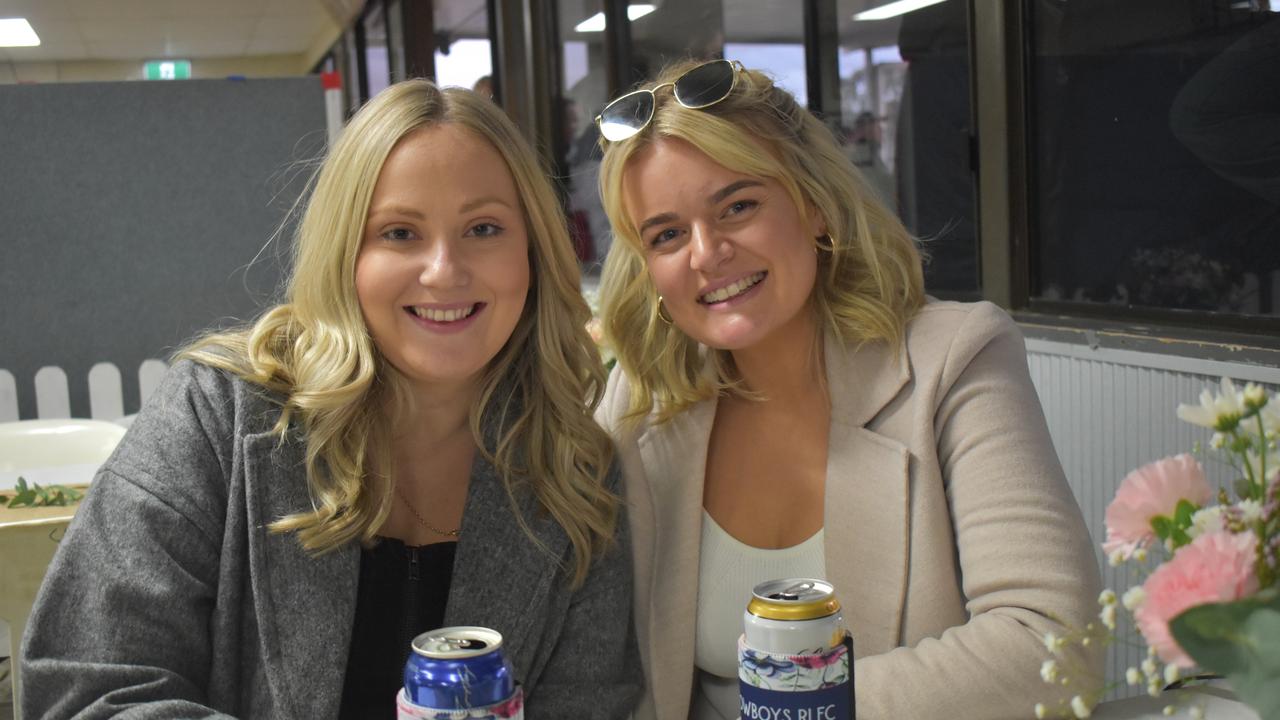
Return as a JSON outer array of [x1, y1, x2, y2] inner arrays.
[[1133, 530, 1259, 668], [1103, 454, 1213, 560]]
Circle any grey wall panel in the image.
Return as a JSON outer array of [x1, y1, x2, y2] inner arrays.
[[1026, 339, 1280, 699], [0, 77, 325, 418]]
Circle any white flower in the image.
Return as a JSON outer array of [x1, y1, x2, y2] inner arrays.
[[1191, 706, 1205, 720], [1243, 382, 1267, 409], [1041, 659, 1059, 683], [1071, 695, 1092, 719], [1177, 378, 1244, 431], [1099, 604, 1117, 631], [1108, 549, 1126, 567], [1098, 589, 1117, 606], [1034, 704, 1048, 719], [1210, 432, 1228, 449], [1126, 667, 1143, 685], [1188, 506, 1225, 540], [1164, 663, 1180, 685], [1148, 679, 1162, 698], [1044, 632, 1063, 654], [1245, 450, 1280, 487], [1237, 498, 1264, 524], [1123, 586, 1147, 611], [1142, 657, 1158, 678], [1134, 547, 1149, 563], [1163, 706, 1176, 716], [1261, 402, 1280, 438]]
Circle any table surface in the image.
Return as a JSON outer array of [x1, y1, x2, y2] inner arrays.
[[1093, 684, 1259, 720]]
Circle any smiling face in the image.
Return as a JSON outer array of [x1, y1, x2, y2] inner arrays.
[[623, 137, 823, 353], [355, 123, 531, 396]]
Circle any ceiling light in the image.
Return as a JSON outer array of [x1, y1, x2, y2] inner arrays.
[[575, 5, 656, 33], [853, 0, 947, 21], [0, 18, 40, 47]]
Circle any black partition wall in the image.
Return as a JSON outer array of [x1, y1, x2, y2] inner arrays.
[[0, 77, 327, 419]]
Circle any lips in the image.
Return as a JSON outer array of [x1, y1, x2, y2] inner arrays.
[[699, 272, 766, 304]]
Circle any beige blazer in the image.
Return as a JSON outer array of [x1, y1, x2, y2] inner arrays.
[[599, 301, 1104, 720]]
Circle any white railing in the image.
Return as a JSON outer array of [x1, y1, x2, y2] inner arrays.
[[0, 360, 168, 425]]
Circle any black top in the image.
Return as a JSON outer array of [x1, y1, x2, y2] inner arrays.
[[338, 537, 458, 719]]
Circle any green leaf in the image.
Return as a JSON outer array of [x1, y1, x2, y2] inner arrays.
[[1151, 515, 1174, 541], [1169, 590, 1280, 719], [1173, 499, 1199, 529]]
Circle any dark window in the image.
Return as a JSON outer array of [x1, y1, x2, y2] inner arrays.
[[840, 0, 980, 295], [1027, 1, 1280, 317]]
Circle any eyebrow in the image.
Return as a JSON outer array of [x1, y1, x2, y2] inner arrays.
[[368, 205, 426, 220], [460, 196, 514, 214], [368, 197, 514, 220], [636, 179, 764, 235], [708, 179, 764, 206]]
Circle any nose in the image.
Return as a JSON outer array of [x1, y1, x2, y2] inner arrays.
[[688, 223, 732, 272], [417, 239, 471, 288]]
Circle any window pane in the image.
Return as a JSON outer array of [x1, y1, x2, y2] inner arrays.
[[839, 0, 979, 294], [434, 0, 493, 93], [629, 1, 807, 101], [1028, 3, 1280, 317], [363, 3, 390, 99], [561, 0, 609, 271]]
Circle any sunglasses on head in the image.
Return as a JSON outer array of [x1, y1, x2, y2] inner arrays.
[[595, 59, 744, 143]]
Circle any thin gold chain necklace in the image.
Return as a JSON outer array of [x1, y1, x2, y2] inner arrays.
[[394, 484, 461, 538]]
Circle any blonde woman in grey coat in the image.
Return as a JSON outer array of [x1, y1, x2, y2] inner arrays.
[[21, 80, 640, 719]]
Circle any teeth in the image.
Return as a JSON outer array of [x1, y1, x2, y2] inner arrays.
[[700, 272, 765, 304], [412, 305, 477, 322]]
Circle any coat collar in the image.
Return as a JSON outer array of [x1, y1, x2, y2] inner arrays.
[[633, 332, 912, 717], [242, 426, 568, 719]]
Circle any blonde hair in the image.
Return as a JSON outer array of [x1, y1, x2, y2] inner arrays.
[[598, 60, 925, 423], [180, 80, 616, 586]]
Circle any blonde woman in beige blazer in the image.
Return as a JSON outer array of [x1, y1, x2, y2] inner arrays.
[[592, 59, 1103, 719]]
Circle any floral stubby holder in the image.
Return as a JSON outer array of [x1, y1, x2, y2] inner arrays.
[[1036, 379, 1280, 719], [738, 634, 854, 720]]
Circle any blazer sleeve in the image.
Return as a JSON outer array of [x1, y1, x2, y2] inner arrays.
[[20, 361, 239, 719], [520, 462, 644, 720], [855, 304, 1104, 719]]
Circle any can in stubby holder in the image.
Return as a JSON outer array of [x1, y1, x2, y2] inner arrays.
[[739, 578, 855, 720], [396, 626, 525, 720]]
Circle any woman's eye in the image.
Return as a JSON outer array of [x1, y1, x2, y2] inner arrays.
[[725, 199, 758, 217], [468, 222, 503, 238], [381, 227, 415, 242], [649, 228, 681, 248]]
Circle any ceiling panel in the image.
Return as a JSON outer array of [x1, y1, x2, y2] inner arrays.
[[2, 0, 336, 62]]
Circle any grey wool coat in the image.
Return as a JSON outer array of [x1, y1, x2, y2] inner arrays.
[[21, 360, 642, 719]]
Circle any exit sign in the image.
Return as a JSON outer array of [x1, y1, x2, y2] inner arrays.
[[144, 60, 191, 80]]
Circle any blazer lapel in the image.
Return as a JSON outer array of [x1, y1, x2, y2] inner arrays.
[[443, 450, 570, 685], [822, 333, 912, 658], [243, 430, 359, 720], [636, 396, 717, 718]]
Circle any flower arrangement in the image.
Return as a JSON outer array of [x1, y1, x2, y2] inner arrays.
[[1036, 378, 1280, 719]]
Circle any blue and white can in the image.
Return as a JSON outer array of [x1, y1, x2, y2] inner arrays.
[[397, 626, 525, 720]]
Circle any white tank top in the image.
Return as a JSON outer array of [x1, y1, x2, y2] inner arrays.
[[691, 510, 826, 720]]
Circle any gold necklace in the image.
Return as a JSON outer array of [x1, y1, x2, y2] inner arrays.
[[394, 485, 461, 538]]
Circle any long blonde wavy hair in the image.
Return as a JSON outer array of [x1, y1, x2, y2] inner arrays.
[[598, 60, 926, 423], [181, 80, 616, 586]]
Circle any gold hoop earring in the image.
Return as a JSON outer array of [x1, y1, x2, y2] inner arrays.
[[815, 233, 836, 253], [656, 296, 673, 324]]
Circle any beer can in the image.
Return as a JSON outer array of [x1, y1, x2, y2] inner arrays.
[[401, 626, 517, 710], [743, 578, 847, 655]]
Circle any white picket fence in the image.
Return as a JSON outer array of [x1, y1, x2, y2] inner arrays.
[[0, 360, 168, 424]]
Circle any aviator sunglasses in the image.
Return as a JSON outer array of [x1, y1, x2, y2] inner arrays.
[[595, 59, 744, 142]]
